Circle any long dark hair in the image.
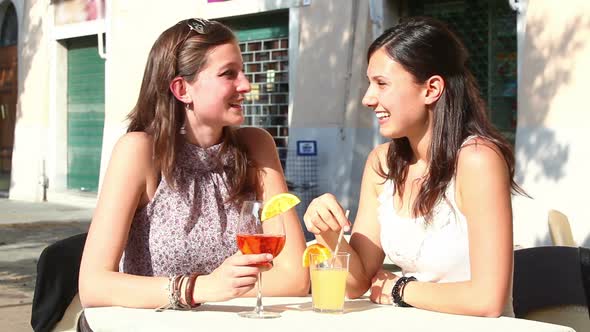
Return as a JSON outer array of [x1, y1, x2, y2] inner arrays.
[[368, 17, 526, 221], [127, 19, 253, 202]]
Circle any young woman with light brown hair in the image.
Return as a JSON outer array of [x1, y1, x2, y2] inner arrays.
[[79, 18, 308, 310]]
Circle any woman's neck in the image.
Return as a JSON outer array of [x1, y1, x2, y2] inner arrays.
[[184, 125, 224, 148], [407, 115, 433, 164]]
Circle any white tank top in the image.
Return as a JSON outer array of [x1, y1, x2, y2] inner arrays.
[[378, 179, 470, 282], [377, 136, 514, 316]]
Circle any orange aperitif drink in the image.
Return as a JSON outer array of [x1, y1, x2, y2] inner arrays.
[[237, 234, 286, 257], [237, 195, 298, 319]]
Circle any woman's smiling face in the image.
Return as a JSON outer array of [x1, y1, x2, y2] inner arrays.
[[362, 47, 430, 140], [185, 41, 251, 128]]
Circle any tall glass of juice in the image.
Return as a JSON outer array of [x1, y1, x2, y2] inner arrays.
[[310, 252, 350, 313]]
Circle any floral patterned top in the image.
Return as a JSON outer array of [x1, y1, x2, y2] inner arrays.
[[119, 141, 255, 277]]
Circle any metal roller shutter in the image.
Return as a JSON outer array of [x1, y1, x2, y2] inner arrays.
[[66, 36, 105, 192]]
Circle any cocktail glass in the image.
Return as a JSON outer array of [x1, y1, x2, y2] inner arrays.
[[236, 200, 285, 319]]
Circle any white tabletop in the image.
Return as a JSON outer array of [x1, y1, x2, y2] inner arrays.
[[84, 296, 575, 332]]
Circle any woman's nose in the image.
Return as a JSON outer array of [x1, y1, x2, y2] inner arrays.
[[362, 90, 377, 108], [237, 72, 251, 93]]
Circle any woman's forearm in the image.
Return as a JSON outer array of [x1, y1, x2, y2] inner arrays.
[[403, 280, 509, 317], [79, 270, 169, 309], [258, 260, 310, 297]]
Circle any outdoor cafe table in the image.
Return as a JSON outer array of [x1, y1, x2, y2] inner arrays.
[[84, 296, 575, 332]]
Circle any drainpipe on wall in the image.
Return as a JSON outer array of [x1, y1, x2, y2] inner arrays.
[[369, 0, 384, 147], [97, 0, 107, 59], [340, 0, 359, 142], [40, 159, 49, 202]]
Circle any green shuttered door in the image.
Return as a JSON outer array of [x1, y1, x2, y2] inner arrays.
[[67, 36, 105, 192]]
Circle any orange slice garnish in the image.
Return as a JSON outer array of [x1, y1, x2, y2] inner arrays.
[[302, 243, 332, 267]]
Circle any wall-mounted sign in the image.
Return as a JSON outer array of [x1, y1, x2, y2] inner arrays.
[[296, 140, 317, 156]]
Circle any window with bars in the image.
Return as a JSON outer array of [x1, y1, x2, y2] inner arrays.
[[221, 12, 290, 167], [239, 37, 290, 167], [406, 0, 517, 144]]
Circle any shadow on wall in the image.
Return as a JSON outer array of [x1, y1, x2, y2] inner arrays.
[[515, 14, 590, 184], [286, 0, 375, 228], [16, 2, 42, 125], [9, 2, 43, 191]]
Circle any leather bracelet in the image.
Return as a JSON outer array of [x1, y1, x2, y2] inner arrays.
[[391, 276, 417, 307], [185, 273, 201, 308]]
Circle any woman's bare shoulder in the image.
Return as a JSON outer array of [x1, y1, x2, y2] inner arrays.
[[457, 137, 507, 172], [114, 132, 152, 153], [236, 127, 276, 159], [455, 137, 510, 199], [367, 142, 390, 174], [109, 132, 155, 170], [236, 127, 274, 146]]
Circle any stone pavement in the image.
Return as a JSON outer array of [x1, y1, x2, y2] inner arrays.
[[0, 199, 94, 332]]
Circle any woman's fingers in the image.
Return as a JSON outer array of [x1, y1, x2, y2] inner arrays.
[[229, 253, 273, 267], [315, 204, 340, 232], [232, 276, 258, 288], [318, 194, 351, 231], [303, 200, 322, 234], [304, 193, 351, 234]]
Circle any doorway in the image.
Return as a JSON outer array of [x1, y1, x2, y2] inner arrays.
[[0, 2, 17, 196]]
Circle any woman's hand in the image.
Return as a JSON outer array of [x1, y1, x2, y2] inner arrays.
[[303, 193, 351, 235], [369, 269, 398, 305], [194, 252, 273, 303]]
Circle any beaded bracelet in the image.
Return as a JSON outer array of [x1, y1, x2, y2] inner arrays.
[[156, 275, 191, 311], [391, 276, 417, 307]]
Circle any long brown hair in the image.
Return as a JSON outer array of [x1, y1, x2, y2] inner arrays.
[[368, 17, 526, 222], [127, 18, 252, 202]]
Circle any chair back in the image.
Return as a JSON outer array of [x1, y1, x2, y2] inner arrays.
[[548, 209, 576, 247], [513, 246, 589, 331], [31, 233, 87, 332]]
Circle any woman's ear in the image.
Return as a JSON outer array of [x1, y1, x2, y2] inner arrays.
[[169, 77, 192, 103], [424, 75, 444, 105]]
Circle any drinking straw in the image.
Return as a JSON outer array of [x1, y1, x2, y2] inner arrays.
[[333, 209, 350, 256]]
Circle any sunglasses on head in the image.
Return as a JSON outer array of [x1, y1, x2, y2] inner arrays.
[[186, 18, 210, 34]]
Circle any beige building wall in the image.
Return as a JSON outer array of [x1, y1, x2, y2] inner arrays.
[[514, 0, 590, 247], [100, 0, 377, 217], [287, 0, 375, 215], [99, 0, 201, 189], [100, 0, 308, 189], [9, 0, 385, 224], [10, 0, 49, 201]]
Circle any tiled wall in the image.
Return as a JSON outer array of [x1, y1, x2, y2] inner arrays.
[[239, 37, 290, 167]]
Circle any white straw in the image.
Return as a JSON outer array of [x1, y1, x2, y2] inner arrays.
[[333, 209, 350, 255]]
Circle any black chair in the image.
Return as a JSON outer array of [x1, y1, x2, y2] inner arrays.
[[513, 246, 590, 331], [31, 233, 87, 332]]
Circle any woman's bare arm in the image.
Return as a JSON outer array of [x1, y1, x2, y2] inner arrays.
[[395, 140, 513, 317]]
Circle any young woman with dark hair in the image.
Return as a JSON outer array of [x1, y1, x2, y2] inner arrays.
[[304, 17, 523, 317], [79, 18, 309, 310]]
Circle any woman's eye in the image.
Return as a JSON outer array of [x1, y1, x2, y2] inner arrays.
[[221, 70, 237, 78]]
